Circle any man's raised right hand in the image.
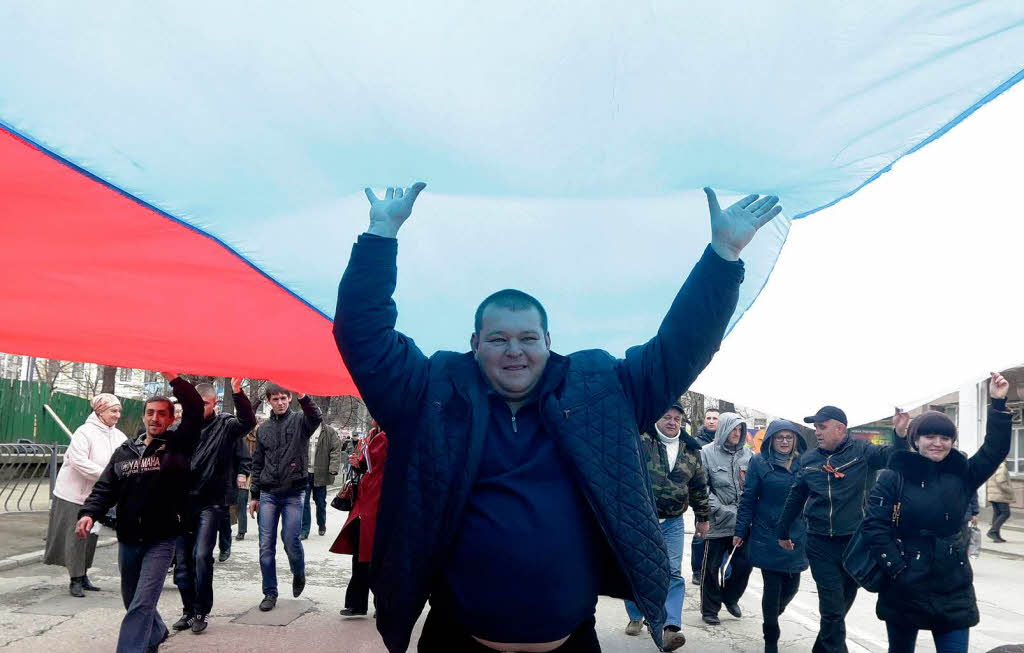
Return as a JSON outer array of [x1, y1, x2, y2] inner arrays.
[[364, 182, 427, 238]]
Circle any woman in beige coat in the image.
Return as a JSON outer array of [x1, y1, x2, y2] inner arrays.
[[986, 461, 1014, 542]]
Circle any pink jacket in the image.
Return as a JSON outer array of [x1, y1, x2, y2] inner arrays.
[[52, 413, 127, 505]]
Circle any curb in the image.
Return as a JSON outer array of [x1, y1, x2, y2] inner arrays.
[[0, 536, 118, 572], [980, 545, 1024, 560]]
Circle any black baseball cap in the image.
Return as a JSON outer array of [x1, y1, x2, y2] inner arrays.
[[803, 405, 847, 426]]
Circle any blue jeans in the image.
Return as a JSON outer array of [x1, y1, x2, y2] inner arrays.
[[625, 516, 685, 628], [173, 505, 225, 615], [258, 489, 305, 597], [116, 538, 176, 653], [301, 473, 328, 537], [885, 622, 968, 653]]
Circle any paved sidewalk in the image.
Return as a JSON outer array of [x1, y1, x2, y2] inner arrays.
[[978, 516, 1024, 559], [0, 512, 50, 559], [0, 509, 1021, 652]]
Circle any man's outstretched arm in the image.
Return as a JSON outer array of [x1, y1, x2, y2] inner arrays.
[[334, 183, 431, 431], [619, 189, 781, 431]]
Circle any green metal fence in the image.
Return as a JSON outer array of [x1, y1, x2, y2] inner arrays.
[[0, 379, 144, 444]]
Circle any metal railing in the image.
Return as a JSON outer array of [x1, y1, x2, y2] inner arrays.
[[0, 442, 66, 512]]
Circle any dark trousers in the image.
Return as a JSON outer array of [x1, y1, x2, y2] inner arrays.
[[301, 473, 328, 537], [117, 538, 176, 653], [806, 534, 859, 653], [217, 507, 231, 553], [884, 621, 969, 653], [173, 505, 225, 616], [691, 534, 706, 576], [345, 519, 371, 613], [761, 569, 801, 645], [990, 502, 1011, 536], [236, 487, 249, 535], [700, 535, 752, 617], [418, 584, 600, 653]]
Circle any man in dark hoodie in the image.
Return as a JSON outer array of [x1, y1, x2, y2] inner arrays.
[[623, 403, 710, 650], [776, 405, 908, 653], [691, 407, 719, 585], [247, 383, 322, 612], [171, 378, 256, 635], [76, 373, 203, 653]]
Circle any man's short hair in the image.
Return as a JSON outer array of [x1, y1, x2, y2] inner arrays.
[[705, 408, 720, 416], [474, 289, 548, 334], [195, 383, 217, 398], [265, 383, 291, 399], [144, 395, 174, 415]]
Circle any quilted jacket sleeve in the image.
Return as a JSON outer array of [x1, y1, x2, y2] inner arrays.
[[615, 245, 743, 435], [334, 234, 430, 435]]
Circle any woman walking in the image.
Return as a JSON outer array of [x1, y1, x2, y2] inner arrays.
[[45, 393, 127, 596], [985, 460, 1014, 542], [330, 422, 388, 617], [733, 419, 808, 653], [861, 373, 1012, 653]]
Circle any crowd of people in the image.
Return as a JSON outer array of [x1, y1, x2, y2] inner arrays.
[[39, 182, 1014, 653]]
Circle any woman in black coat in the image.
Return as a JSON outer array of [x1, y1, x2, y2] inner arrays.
[[734, 419, 809, 653], [861, 373, 1011, 653]]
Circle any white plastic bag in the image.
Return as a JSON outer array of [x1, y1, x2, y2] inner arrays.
[[968, 526, 982, 559]]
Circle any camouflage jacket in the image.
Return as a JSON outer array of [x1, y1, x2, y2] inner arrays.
[[640, 431, 710, 520]]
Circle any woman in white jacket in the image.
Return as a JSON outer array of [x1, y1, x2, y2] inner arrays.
[[44, 393, 126, 597]]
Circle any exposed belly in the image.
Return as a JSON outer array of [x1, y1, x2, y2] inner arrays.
[[472, 635, 571, 652]]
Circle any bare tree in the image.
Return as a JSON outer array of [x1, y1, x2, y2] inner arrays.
[[100, 365, 117, 394], [34, 358, 74, 388]]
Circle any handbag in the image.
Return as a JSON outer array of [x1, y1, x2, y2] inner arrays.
[[331, 473, 359, 512], [843, 471, 904, 593]]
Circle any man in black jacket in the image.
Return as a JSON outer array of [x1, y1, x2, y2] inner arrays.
[[216, 435, 253, 556], [171, 378, 256, 634], [247, 384, 322, 612], [776, 405, 908, 653], [691, 407, 719, 585], [333, 182, 780, 652], [76, 373, 203, 653]]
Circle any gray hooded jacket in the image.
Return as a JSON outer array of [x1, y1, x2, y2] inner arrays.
[[700, 412, 753, 539]]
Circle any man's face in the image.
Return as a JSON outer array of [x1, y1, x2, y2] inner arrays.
[[201, 392, 218, 419], [144, 401, 174, 437], [726, 424, 743, 446], [814, 419, 846, 451], [656, 409, 684, 438], [269, 392, 292, 415], [704, 411, 719, 431], [173, 404, 182, 424], [471, 305, 551, 402]]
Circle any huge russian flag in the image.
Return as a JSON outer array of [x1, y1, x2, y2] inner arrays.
[[1, 3, 1022, 406]]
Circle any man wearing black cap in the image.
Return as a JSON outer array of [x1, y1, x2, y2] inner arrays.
[[776, 405, 908, 653]]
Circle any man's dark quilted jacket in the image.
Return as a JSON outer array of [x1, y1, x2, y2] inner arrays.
[[333, 234, 744, 652]]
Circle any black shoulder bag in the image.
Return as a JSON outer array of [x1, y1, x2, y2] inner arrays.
[[842, 471, 904, 593]]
